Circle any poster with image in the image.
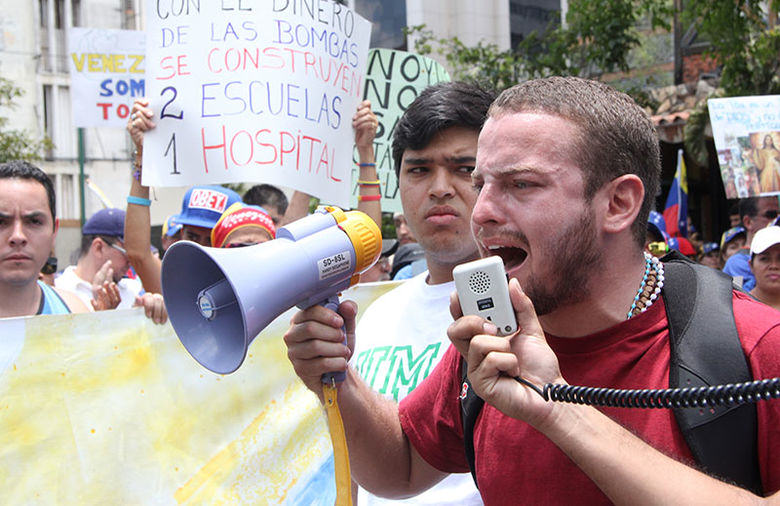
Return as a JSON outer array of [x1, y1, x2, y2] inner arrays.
[[709, 95, 780, 198]]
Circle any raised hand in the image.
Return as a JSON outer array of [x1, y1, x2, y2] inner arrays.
[[91, 280, 121, 311], [352, 100, 378, 153], [133, 292, 167, 325]]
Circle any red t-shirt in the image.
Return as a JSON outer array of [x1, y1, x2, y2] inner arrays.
[[399, 292, 780, 504]]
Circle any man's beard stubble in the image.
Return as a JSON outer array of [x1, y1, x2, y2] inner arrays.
[[524, 209, 602, 317]]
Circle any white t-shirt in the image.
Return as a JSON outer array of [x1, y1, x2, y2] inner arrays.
[[55, 265, 143, 310], [352, 272, 482, 506]]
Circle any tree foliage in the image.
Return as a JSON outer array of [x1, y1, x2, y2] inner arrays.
[[408, 0, 778, 98], [0, 77, 52, 163], [683, 1, 780, 96], [407, 0, 671, 91]]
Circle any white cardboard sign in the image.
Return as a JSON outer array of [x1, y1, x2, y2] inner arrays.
[[142, 0, 371, 207]]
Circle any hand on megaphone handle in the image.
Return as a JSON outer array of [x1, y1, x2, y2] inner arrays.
[[284, 299, 357, 402]]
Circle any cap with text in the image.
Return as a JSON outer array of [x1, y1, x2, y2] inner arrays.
[[177, 185, 242, 230]]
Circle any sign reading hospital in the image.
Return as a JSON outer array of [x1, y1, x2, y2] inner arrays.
[[67, 28, 146, 128], [709, 95, 780, 198], [353, 49, 450, 213], [142, 0, 371, 207]]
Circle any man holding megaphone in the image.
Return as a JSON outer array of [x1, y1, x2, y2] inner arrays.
[[286, 82, 494, 506]]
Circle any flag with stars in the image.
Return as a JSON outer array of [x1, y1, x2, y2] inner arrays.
[[663, 149, 688, 238]]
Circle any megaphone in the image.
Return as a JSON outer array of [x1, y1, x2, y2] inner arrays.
[[161, 207, 382, 376]]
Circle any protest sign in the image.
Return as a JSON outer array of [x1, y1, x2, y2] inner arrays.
[[0, 281, 399, 504], [67, 28, 146, 128], [354, 49, 451, 213], [142, 0, 371, 208], [709, 95, 780, 198]]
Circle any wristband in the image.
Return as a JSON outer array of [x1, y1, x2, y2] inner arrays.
[[357, 194, 381, 202], [127, 195, 151, 207], [357, 179, 381, 186], [358, 162, 376, 167]]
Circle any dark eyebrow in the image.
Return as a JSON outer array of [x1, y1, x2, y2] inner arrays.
[[402, 156, 477, 165]]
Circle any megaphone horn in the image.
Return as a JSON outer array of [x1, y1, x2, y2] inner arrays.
[[161, 207, 381, 375]]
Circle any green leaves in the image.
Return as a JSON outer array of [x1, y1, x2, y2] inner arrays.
[[0, 77, 52, 163], [407, 0, 675, 90]]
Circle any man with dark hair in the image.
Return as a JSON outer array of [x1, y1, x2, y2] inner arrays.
[[723, 196, 779, 290], [0, 160, 87, 316], [292, 81, 494, 505], [242, 184, 289, 226], [283, 77, 779, 503]]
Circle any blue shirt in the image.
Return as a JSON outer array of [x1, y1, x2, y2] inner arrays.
[[723, 249, 754, 291], [38, 281, 71, 315]]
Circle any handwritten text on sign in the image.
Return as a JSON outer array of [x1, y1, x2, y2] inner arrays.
[[351, 49, 450, 213], [67, 28, 146, 128], [143, 0, 371, 207]]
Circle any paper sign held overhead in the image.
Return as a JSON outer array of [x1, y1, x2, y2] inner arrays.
[[67, 28, 146, 128], [354, 49, 451, 213], [142, 0, 371, 208]]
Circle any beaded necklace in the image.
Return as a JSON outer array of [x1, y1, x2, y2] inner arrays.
[[626, 252, 665, 319]]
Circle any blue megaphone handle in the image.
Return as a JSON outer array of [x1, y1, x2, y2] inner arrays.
[[321, 295, 347, 385]]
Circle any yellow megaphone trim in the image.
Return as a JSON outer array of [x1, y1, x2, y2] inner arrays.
[[324, 206, 382, 280]]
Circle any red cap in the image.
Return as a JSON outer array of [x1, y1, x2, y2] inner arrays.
[[211, 203, 276, 248]]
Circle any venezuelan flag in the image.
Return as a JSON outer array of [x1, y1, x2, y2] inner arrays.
[[663, 149, 688, 238]]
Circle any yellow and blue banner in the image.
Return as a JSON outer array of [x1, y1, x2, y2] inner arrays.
[[0, 281, 399, 504]]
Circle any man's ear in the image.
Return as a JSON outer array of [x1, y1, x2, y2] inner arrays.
[[91, 237, 105, 255], [599, 174, 644, 234]]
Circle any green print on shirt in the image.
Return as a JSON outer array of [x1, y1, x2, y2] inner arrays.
[[354, 343, 442, 401]]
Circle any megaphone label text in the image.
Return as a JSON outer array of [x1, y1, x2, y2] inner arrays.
[[318, 251, 351, 280]]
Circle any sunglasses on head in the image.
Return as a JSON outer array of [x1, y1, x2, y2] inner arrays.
[[41, 256, 57, 275]]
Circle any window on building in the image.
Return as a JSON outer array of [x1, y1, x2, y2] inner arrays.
[[509, 0, 560, 50], [39, 0, 80, 28], [42, 84, 54, 159], [72, 0, 81, 27], [354, 0, 406, 50]]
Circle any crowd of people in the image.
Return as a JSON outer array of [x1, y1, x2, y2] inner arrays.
[[1, 75, 778, 504]]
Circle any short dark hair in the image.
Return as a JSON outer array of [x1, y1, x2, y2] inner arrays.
[[392, 81, 496, 177], [488, 77, 660, 246], [243, 184, 288, 215], [738, 197, 759, 219], [0, 160, 56, 224], [79, 234, 120, 258]]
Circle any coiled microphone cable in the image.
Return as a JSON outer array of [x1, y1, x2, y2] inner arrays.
[[514, 376, 780, 408]]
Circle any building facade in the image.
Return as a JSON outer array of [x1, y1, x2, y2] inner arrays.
[[0, 0, 182, 263], [0, 0, 564, 261]]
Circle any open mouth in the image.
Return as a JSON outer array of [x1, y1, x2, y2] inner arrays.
[[486, 246, 527, 272]]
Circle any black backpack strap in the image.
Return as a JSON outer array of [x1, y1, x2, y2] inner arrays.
[[459, 356, 484, 489], [661, 251, 762, 493]]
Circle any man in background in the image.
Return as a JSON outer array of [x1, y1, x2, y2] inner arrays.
[[723, 196, 779, 289], [0, 161, 87, 316], [55, 208, 142, 310], [243, 184, 288, 227], [340, 82, 495, 505]]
